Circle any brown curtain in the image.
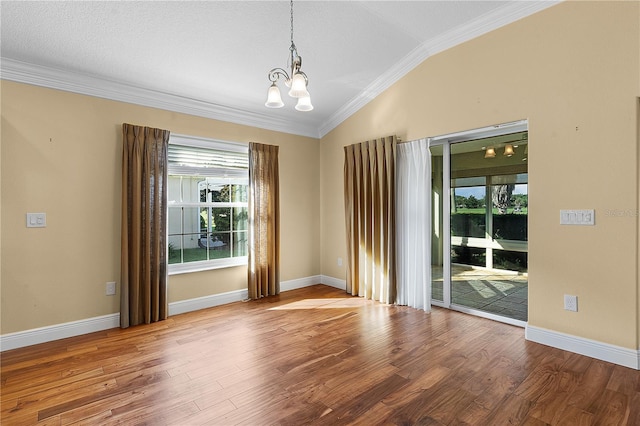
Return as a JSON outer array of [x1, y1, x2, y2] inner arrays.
[[344, 136, 397, 304], [248, 142, 280, 299], [120, 123, 170, 328]]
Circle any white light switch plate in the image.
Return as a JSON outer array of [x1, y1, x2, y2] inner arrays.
[[26, 213, 47, 228], [560, 209, 594, 226]]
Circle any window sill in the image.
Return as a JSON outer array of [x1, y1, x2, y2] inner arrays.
[[168, 257, 248, 275]]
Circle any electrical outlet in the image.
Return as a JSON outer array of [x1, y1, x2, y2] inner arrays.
[[106, 282, 117, 296], [26, 213, 47, 228], [564, 294, 578, 312], [337, 257, 343, 267]]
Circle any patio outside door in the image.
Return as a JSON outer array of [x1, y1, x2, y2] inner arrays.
[[430, 121, 528, 326]]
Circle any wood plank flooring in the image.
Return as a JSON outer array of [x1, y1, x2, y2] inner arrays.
[[2, 284, 639, 425]]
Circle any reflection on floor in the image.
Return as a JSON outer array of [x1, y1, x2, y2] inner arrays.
[[432, 264, 528, 322]]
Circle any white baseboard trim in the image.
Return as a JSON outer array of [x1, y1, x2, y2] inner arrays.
[[280, 275, 322, 292], [7, 279, 637, 370], [0, 275, 335, 351], [320, 275, 347, 290], [1, 288, 253, 352], [526, 325, 640, 370], [0, 313, 120, 352], [168, 288, 248, 316], [170, 276, 330, 315]]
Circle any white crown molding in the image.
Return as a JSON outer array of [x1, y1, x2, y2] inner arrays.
[[318, 1, 561, 138], [1, 2, 560, 141], [526, 325, 640, 370], [0, 58, 320, 139]]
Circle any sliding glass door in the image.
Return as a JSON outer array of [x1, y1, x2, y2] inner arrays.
[[431, 145, 445, 303], [430, 122, 528, 325]]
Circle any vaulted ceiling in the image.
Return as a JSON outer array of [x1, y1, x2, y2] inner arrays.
[[0, 1, 557, 138]]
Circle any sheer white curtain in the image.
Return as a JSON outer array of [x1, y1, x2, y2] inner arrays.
[[396, 139, 431, 311]]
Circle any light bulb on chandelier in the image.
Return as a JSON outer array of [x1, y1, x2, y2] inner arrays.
[[265, 0, 313, 111]]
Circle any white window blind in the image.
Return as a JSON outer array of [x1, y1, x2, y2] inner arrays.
[[168, 134, 248, 177]]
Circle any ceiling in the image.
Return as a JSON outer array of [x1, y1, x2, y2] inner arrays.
[[0, 1, 557, 138]]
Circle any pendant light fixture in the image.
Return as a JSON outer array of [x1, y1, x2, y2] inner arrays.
[[484, 147, 496, 158], [265, 0, 313, 111]]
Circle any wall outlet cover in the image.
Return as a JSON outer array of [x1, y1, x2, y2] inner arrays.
[[106, 282, 117, 296], [26, 213, 47, 228], [564, 294, 578, 312]]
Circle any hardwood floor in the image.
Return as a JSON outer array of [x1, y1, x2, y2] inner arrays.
[[2, 284, 639, 425]]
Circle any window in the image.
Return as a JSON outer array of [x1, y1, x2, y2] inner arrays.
[[167, 135, 248, 274]]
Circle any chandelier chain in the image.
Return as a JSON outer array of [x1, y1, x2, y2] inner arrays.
[[290, 0, 294, 46]]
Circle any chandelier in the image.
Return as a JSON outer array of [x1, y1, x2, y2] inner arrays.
[[265, 0, 313, 111]]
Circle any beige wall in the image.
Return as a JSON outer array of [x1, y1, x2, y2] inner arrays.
[[1, 1, 639, 352], [0, 82, 320, 334], [320, 1, 640, 349]]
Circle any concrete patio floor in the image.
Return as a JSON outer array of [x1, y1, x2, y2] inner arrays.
[[431, 264, 528, 322]]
